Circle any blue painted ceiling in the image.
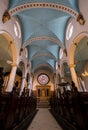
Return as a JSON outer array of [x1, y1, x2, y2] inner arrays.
[[8, 0, 80, 74]]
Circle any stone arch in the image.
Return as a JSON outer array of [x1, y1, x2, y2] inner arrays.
[[33, 64, 53, 74], [23, 36, 67, 58], [23, 36, 65, 49], [30, 52, 56, 61], [9, 3, 78, 18], [0, 30, 19, 92], [68, 32, 88, 91], [69, 32, 88, 66], [0, 30, 18, 65]]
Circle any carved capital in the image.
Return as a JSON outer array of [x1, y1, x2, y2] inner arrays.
[[11, 63, 17, 67], [77, 14, 85, 25], [2, 11, 11, 23], [22, 77, 26, 79], [69, 64, 76, 68]]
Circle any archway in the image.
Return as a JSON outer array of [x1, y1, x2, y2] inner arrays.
[[74, 36, 88, 91], [69, 33, 88, 91], [0, 31, 18, 92], [0, 31, 17, 91]]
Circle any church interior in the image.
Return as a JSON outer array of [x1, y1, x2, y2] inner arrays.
[[0, 0, 88, 130]]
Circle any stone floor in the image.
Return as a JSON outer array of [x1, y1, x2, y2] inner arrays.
[[27, 108, 63, 130]]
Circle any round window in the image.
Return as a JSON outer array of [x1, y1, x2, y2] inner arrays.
[[38, 74, 49, 85]]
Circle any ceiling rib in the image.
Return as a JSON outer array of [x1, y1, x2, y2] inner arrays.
[[23, 36, 65, 49], [30, 52, 56, 61], [9, 2, 78, 18]]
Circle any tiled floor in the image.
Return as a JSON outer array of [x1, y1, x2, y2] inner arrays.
[[27, 108, 63, 130]]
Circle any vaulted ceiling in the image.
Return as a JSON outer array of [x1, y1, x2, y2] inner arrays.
[[1, 0, 87, 76]]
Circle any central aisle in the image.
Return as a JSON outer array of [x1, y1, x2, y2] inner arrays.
[[27, 108, 63, 130]]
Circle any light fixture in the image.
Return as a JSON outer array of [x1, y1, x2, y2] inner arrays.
[[7, 60, 17, 66], [82, 71, 88, 77], [7, 60, 13, 64]]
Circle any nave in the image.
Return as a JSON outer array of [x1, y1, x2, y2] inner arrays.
[[0, 0, 88, 130], [27, 108, 62, 130]]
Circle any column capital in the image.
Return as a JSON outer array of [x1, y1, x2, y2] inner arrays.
[[77, 14, 85, 25], [22, 77, 26, 79], [11, 63, 17, 67], [2, 11, 11, 23], [69, 64, 76, 68]]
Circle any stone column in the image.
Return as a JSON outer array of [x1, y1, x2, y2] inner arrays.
[[28, 76, 33, 96], [60, 64, 65, 82], [55, 61, 59, 88], [29, 88, 32, 96], [56, 73, 59, 88], [6, 63, 17, 92], [19, 76, 26, 96], [69, 64, 80, 91], [27, 82, 31, 96]]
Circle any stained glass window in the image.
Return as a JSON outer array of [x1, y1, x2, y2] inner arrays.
[[38, 74, 49, 85]]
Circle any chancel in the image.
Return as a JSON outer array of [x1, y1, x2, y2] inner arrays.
[[0, 0, 88, 130]]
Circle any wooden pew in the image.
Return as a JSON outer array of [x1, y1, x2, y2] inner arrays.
[[0, 92, 11, 130], [4, 92, 19, 130], [0, 88, 37, 130], [49, 83, 88, 130]]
